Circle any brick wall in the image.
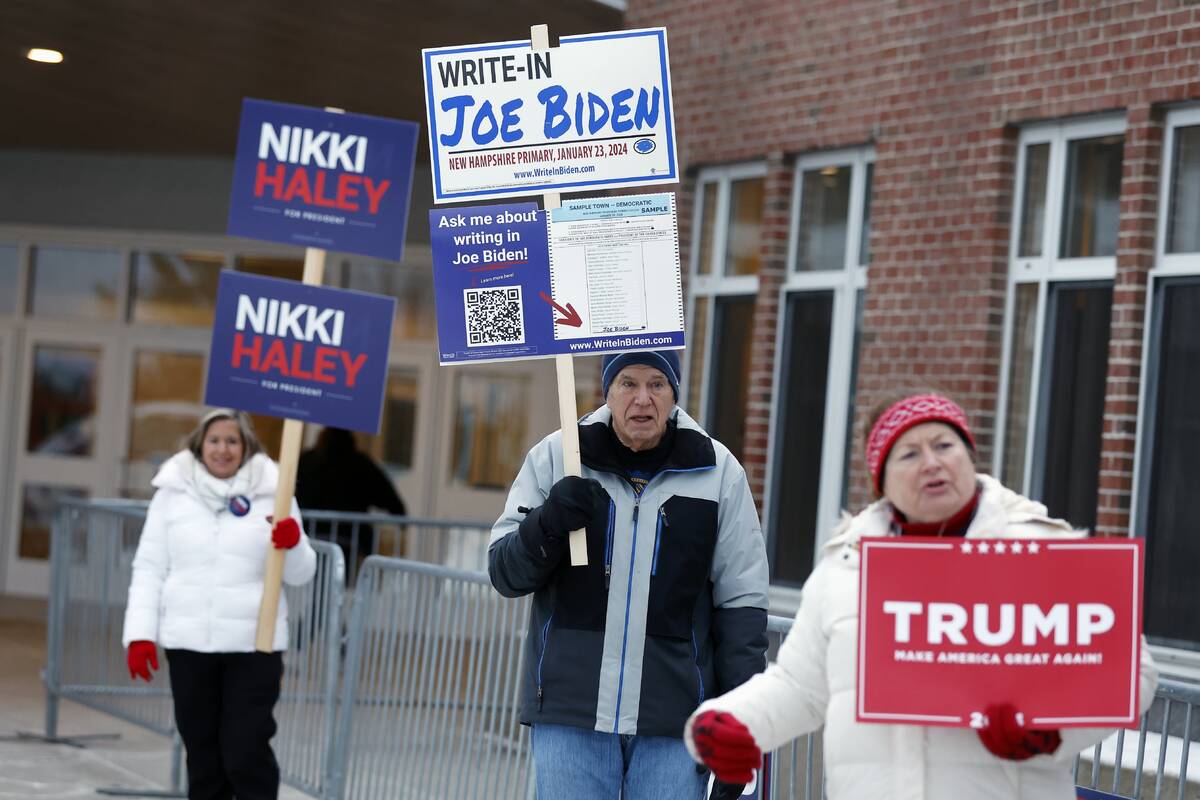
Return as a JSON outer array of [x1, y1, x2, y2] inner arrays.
[[626, 0, 1200, 526]]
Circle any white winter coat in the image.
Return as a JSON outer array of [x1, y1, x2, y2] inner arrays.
[[686, 474, 1158, 800], [122, 451, 317, 652]]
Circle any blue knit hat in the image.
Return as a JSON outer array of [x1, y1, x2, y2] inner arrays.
[[601, 350, 681, 400]]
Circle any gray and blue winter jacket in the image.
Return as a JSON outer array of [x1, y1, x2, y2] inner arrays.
[[488, 405, 770, 738]]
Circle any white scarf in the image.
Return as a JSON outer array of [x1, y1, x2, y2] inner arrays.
[[188, 452, 257, 514]]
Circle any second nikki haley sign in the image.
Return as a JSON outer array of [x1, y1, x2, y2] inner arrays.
[[204, 271, 395, 433], [227, 99, 419, 261], [856, 537, 1144, 728]]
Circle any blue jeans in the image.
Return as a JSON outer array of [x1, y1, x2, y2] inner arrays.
[[531, 723, 708, 800]]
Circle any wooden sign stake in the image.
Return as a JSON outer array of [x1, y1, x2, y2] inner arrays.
[[532, 23, 587, 567], [255, 244, 326, 652]]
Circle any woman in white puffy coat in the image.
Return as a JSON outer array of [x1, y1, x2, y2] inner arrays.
[[684, 392, 1157, 800], [122, 408, 316, 800]]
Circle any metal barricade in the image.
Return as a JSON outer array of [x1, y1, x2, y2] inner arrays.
[[290, 511, 493, 586], [762, 614, 824, 800], [276, 536, 346, 798], [42, 503, 1200, 800], [759, 617, 1200, 800], [325, 560, 1200, 800], [326, 556, 532, 800], [44, 498, 346, 798], [1074, 678, 1200, 800], [47, 499, 180, 793]]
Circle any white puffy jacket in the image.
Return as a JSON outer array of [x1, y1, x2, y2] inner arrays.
[[686, 474, 1158, 800], [122, 451, 317, 652]]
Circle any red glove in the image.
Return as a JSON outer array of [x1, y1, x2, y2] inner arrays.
[[691, 710, 761, 784], [271, 517, 301, 549], [977, 703, 1062, 761], [127, 640, 158, 682]]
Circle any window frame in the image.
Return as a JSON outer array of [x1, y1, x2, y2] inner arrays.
[[763, 147, 873, 586], [686, 163, 767, 426], [1129, 106, 1200, 670], [994, 116, 1125, 494]]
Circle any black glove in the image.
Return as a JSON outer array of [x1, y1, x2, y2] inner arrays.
[[518, 476, 606, 559], [541, 476, 605, 535], [709, 779, 748, 800]]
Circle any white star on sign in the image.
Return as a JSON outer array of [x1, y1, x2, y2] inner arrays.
[[978, 542, 991, 554], [961, 542, 973, 553], [1027, 542, 1040, 554], [1011, 542, 1024, 554], [995, 542, 1007, 554]]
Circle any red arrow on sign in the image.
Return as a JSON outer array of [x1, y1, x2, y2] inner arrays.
[[538, 291, 583, 327]]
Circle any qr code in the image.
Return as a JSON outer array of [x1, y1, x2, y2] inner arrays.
[[464, 286, 525, 347]]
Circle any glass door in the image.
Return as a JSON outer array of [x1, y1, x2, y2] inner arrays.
[[429, 358, 562, 569], [119, 342, 210, 498], [6, 328, 120, 596]]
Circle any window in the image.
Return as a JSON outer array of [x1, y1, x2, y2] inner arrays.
[[1166, 123, 1200, 255], [344, 255, 437, 341], [997, 118, 1124, 531], [28, 247, 122, 320], [450, 372, 529, 490], [1136, 108, 1200, 651], [27, 345, 101, 457], [767, 149, 872, 585], [359, 368, 420, 472], [127, 351, 206, 463], [1139, 278, 1200, 649], [707, 295, 755, 461], [20, 484, 87, 560], [130, 252, 223, 326], [1033, 284, 1112, 525], [237, 255, 304, 282], [1060, 135, 1123, 259], [687, 164, 765, 464]]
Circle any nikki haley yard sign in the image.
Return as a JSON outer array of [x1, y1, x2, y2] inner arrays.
[[204, 271, 395, 433], [227, 99, 419, 261], [856, 537, 1144, 728]]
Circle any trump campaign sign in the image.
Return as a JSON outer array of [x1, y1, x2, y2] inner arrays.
[[857, 537, 1144, 728], [204, 271, 395, 433], [422, 28, 677, 202], [227, 99, 419, 261]]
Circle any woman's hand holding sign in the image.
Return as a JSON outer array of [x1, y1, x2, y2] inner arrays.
[[976, 703, 1062, 761]]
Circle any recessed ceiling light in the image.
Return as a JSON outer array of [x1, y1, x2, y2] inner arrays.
[[26, 48, 64, 64]]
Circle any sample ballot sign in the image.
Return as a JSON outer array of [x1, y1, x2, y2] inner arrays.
[[857, 536, 1144, 728], [204, 271, 395, 433], [547, 194, 683, 342], [430, 194, 684, 364], [422, 28, 678, 202]]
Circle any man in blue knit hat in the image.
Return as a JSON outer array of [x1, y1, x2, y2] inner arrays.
[[489, 350, 769, 800]]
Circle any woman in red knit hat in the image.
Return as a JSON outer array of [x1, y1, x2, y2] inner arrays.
[[681, 390, 1158, 800]]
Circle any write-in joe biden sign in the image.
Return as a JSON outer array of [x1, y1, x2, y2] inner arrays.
[[422, 28, 677, 202], [857, 537, 1144, 728], [227, 99, 419, 261], [204, 271, 395, 433]]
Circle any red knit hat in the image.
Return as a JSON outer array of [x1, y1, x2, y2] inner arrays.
[[866, 394, 976, 494]]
